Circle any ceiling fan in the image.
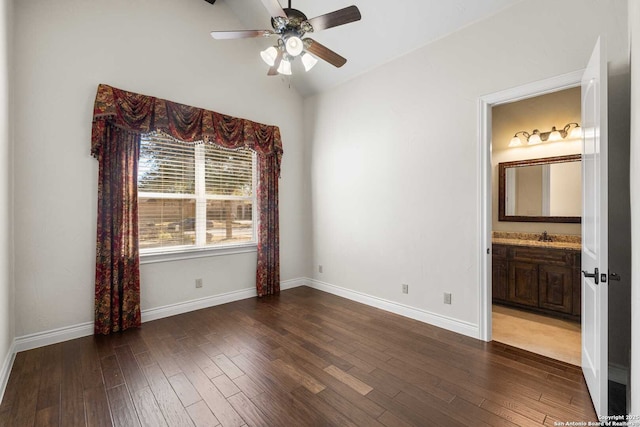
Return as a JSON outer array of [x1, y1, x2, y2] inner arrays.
[[210, 0, 361, 76]]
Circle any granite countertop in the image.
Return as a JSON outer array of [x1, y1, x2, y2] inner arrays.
[[492, 231, 581, 251]]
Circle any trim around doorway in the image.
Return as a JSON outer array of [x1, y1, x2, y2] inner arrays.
[[476, 70, 584, 342]]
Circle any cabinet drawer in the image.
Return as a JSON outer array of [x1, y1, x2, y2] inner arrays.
[[508, 246, 575, 266], [492, 244, 507, 258]]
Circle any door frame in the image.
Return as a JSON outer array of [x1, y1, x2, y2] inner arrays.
[[477, 70, 584, 342]]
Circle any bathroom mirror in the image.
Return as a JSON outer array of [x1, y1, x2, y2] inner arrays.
[[498, 154, 581, 223]]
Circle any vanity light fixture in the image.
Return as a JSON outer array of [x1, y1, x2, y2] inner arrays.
[[508, 122, 581, 147]]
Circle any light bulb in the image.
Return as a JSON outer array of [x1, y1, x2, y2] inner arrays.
[[277, 59, 292, 75], [508, 136, 522, 147], [301, 53, 318, 72], [285, 36, 303, 57], [260, 46, 278, 66]]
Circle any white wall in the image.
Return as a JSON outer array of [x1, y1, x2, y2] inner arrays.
[[12, 0, 308, 336], [0, 0, 13, 392], [629, 0, 640, 414], [305, 0, 628, 330]]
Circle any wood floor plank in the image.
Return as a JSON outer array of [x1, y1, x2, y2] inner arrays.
[[168, 372, 202, 408], [211, 374, 241, 398], [323, 364, 373, 395], [270, 358, 326, 394], [315, 387, 386, 427], [100, 354, 124, 390], [226, 392, 272, 427], [60, 341, 86, 427], [114, 345, 149, 393], [174, 352, 245, 427], [83, 385, 112, 427], [131, 386, 169, 427], [106, 384, 141, 427], [211, 354, 244, 380], [231, 375, 265, 399], [0, 287, 598, 427], [142, 363, 196, 427], [186, 400, 221, 427]]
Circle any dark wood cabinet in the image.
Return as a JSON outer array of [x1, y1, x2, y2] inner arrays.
[[492, 243, 580, 320], [509, 261, 539, 307], [492, 244, 509, 302], [538, 264, 573, 314]]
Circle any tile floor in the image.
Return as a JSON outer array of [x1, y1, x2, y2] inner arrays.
[[492, 304, 581, 366]]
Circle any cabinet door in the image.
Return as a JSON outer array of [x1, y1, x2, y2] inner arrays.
[[492, 257, 509, 302], [539, 264, 573, 314], [508, 261, 539, 307]]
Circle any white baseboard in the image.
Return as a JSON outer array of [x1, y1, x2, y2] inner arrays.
[[303, 278, 480, 339], [0, 341, 16, 404], [13, 321, 94, 353], [141, 287, 258, 323], [609, 362, 629, 385]]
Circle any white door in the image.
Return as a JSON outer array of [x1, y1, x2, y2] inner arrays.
[[581, 37, 608, 417]]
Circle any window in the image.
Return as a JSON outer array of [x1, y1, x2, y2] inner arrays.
[[138, 132, 256, 254]]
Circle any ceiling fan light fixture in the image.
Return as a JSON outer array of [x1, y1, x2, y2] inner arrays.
[[285, 35, 304, 57], [260, 46, 279, 66], [301, 52, 318, 71], [277, 59, 292, 75]]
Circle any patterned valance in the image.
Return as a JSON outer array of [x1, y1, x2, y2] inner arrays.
[[91, 84, 283, 173]]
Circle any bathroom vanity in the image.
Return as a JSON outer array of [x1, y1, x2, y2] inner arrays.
[[492, 232, 581, 321]]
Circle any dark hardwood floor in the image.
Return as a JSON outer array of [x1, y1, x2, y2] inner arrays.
[[0, 286, 597, 426]]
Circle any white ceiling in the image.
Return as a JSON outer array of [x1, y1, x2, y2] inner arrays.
[[218, 0, 524, 97]]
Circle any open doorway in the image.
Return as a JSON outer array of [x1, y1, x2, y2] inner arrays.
[[490, 86, 583, 365]]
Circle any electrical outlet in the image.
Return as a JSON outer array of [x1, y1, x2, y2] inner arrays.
[[444, 292, 452, 304], [318, 265, 323, 274], [402, 284, 409, 294], [195, 278, 203, 288]]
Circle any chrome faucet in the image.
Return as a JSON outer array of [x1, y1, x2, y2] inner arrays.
[[538, 231, 552, 242]]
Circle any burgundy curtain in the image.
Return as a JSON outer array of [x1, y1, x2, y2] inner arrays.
[[94, 127, 142, 334], [91, 84, 284, 334]]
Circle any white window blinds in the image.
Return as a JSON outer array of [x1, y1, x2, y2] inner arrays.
[[138, 133, 256, 253]]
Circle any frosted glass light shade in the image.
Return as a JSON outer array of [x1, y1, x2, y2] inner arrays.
[[528, 133, 542, 145], [260, 46, 278, 66], [548, 127, 562, 141], [277, 59, 292, 75], [301, 53, 318, 71], [285, 36, 303, 56], [508, 136, 523, 147], [569, 126, 582, 139]]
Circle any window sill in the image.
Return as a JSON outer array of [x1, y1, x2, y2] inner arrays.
[[140, 243, 257, 264]]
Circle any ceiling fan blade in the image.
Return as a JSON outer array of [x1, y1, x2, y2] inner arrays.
[[305, 6, 361, 32], [305, 39, 347, 68], [260, 0, 287, 18], [267, 49, 284, 76], [210, 30, 273, 40]]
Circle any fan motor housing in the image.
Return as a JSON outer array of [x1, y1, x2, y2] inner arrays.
[[272, 8, 309, 34]]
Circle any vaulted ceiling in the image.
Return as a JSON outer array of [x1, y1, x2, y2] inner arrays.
[[217, 0, 524, 96]]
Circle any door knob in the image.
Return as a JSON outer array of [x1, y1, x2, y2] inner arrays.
[[582, 267, 599, 284]]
